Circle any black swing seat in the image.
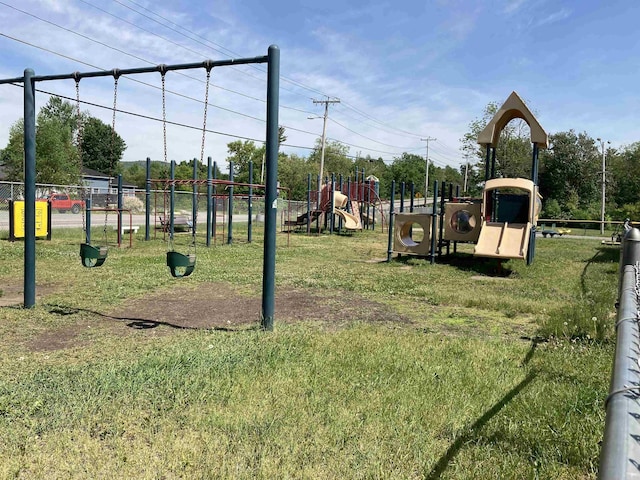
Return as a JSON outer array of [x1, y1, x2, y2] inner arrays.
[[80, 243, 108, 268], [166, 251, 196, 278]]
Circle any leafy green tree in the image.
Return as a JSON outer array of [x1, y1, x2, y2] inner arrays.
[[121, 163, 146, 189], [226, 140, 265, 184], [2, 105, 79, 185], [80, 117, 126, 174], [40, 96, 79, 133], [538, 130, 600, 218], [278, 126, 287, 144], [608, 142, 640, 213], [542, 198, 562, 218], [307, 139, 353, 180], [35, 114, 79, 185], [389, 153, 427, 196], [277, 153, 312, 200], [1, 120, 24, 181]]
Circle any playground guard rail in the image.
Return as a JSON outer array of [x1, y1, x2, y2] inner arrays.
[[599, 227, 640, 479]]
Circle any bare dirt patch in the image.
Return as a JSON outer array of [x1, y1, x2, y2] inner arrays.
[[0, 281, 59, 307], [105, 283, 411, 330], [26, 283, 412, 352]]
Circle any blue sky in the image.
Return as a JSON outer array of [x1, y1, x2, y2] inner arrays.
[[0, 0, 638, 172]]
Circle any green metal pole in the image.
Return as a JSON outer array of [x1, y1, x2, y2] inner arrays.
[[306, 174, 311, 235], [23, 68, 36, 308], [387, 180, 395, 262], [338, 174, 343, 233], [430, 181, 438, 265], [193, 157, 198, 237], [206, 156, 212, 247], [261, 45, 279, 331], [227, 161, 234, 245], [117, 174, 123, 246], [212, 161, 217, 242], [248, 161, 253, 243], [329, 173, 335, 234], [528, 143, 539, 265], [170, 160, 175, 238], [484, 145, 491, 182], [366, 176, 371, 230], [86, 199, 92, 244], [410, 182, 415, 213], [145, 157, 151, 241], [316, 174, 321, 233]]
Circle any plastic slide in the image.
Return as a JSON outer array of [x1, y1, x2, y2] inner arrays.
[[473, 220, 531, 260], [334, 208, 362, 230]]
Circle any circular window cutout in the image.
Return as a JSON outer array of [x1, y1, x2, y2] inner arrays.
[[399, 221, 425, 246], [450, 210, 476, 234]]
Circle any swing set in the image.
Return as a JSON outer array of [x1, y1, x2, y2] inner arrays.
[[75, 64, 210, 276], [2, 46, 281, 331]]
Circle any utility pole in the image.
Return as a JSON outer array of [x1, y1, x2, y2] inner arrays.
[[311, 98, 340, 185], [421, 136, 436, 206], [597, 137, 611, 235]]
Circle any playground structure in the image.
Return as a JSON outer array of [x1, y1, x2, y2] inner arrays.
[[284, 170, 383, 235], [1, 45, 281, 330], [387, 91, 548, 265]]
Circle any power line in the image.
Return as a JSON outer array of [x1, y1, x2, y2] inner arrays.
[[3, 1, 457, 155], [332, 104, 426, 141], [0, 1, 316, 116], [104, 0, 323, 100], [0, 6, 462, 165], [329, 117, 422, 151], [6, 0, 307, 115], [112, 0, 458, 142], [7, 83, 443, 166], [0, 29, 414, 155], [0, 31, 320, 138], [340, 100, 424, 139]]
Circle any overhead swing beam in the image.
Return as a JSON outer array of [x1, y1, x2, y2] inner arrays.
[[0, 56, 268, 85], [4, 46, 279, 329]]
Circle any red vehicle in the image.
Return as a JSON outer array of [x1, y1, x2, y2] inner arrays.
[[43, 193, 85, 214]]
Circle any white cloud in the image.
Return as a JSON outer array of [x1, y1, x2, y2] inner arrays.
[[503, 0, 528, 15], [535, 8, 572, 27]]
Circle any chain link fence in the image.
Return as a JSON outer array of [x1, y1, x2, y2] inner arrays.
[[0, 181, 278, 240]]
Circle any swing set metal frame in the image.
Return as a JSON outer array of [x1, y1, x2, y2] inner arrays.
[[1, 45, 280, 331]]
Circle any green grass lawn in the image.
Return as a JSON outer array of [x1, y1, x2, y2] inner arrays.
[[0, 226, 616, 479]]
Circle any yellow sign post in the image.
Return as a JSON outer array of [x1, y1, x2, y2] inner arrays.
[[9, 200, 50, 240]]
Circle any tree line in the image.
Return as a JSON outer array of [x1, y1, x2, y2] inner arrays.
[[0, 97, 126, 185], [2, 96, 639, 222]]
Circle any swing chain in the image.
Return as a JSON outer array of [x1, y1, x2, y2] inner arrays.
[[200, 66, 211, 165], [74, 74, 87, 235], [159, 66, 173, 250], [160, 68, 168, 165], [191, 65, 212, 255], [105, 73, 120, 242]]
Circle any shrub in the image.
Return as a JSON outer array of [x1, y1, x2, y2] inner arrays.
[[123, 195, 144, 214]]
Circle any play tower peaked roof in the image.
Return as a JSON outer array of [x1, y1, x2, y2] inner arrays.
[[477, 91, 548, 149]]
